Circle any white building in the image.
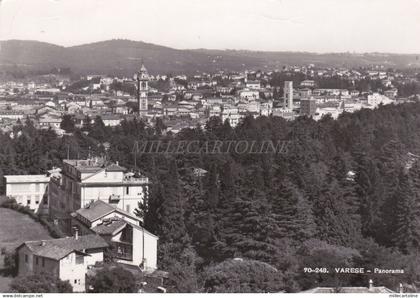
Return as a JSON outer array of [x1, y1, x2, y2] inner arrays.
[[239, 89, 260, 101], [221, 106, 240, 127], [49, 158, 148, 228], [245, 81, 261, 90], [260, 101, 273, 116], [367, 93, 394, 108], [314, 107, 341, 120], [238, 101, 260, 113], [0, 110, 25, 121], [4, 175, 50, 214], [38, 116, 62, 129], [300, 80, 316, 88], [71, 200, 158, 271], [100, 114, 123, 127], [17, 234, 108, 292]]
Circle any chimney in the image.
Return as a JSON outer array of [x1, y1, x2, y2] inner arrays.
[[399, 283, 403, 293], [40, 240, 46, 247], [369, 279, 373, 291], [116, 161, 119, 166], [74, 227, 79, 240]]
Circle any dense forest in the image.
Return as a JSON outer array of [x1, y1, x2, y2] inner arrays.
[[2, 103, 420, 292]]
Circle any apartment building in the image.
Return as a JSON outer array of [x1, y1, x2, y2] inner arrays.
[[4, 175, 50, 214], [49, 158, 148, 229]]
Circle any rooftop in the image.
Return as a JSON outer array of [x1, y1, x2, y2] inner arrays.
[[63, 158, 126, 173], [21, 234, 109, 261], [91, 216, 127, 235], [93, 217, 158, 240], [73, 200, 117, 223], [72, 199, 139, 224], [302, 286, 395, 294], [4, 175, 50, 183]]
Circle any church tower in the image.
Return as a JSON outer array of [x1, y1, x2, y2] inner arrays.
[[134, 63, 149, 117]]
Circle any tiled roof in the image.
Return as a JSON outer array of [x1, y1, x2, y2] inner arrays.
[[73, 200, 140, 225], [22, 234, 109, 261], [74, 200, 116, 223]]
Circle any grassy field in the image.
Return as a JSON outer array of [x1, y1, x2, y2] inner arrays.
[[0, 208, 52, 292], [0, 208, 51, 251], [0, 276, 12, 292]]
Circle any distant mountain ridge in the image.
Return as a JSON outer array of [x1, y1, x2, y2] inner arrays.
[[0, 39, 419, 76]]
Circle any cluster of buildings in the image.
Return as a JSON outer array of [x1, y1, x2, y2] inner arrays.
[[3, 158, 157, 292], [1, 62, 419, 293], [1, 63, 418, 135]]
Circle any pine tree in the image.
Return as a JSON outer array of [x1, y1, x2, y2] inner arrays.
[[394, 165, 420, 253], [60, 115, 75, 132], [354, 152, 383, 239], [313, 178, 361, 246], [219, 187, 278, 263], [204, 164, 219, 209], [89, 116, 107, 141], [271, 179, 316, 242]]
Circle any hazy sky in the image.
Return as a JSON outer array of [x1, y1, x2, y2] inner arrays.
[[1, 0, 420, 53]]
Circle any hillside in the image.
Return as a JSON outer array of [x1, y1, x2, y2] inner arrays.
[[0, 39, 419, 76]]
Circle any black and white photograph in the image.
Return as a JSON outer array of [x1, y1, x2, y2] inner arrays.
[[0, 0, 420, 295]]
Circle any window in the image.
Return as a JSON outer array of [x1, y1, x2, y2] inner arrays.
[[74, 280, 77, 284], [27, 199, 31, 205], [126, 187, 129, 195]]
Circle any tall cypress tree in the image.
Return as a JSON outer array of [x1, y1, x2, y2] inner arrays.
[[160, 158, 188, 245]]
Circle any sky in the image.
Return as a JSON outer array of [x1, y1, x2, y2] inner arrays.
[[0, 0, 420, 54]]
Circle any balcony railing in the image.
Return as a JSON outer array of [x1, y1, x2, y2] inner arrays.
[[122, 177, 149, 184], [111, 241, 133, 261]]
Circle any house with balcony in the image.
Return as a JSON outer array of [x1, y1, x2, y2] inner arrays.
[[70, 200, 158, 271]]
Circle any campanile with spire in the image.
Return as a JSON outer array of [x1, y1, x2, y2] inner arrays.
[[134, 63, 149, 117]]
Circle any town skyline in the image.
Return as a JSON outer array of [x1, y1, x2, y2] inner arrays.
[[1, 0, 420, 54]]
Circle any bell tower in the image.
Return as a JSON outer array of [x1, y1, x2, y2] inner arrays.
[[134, 63, 149, 117]]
